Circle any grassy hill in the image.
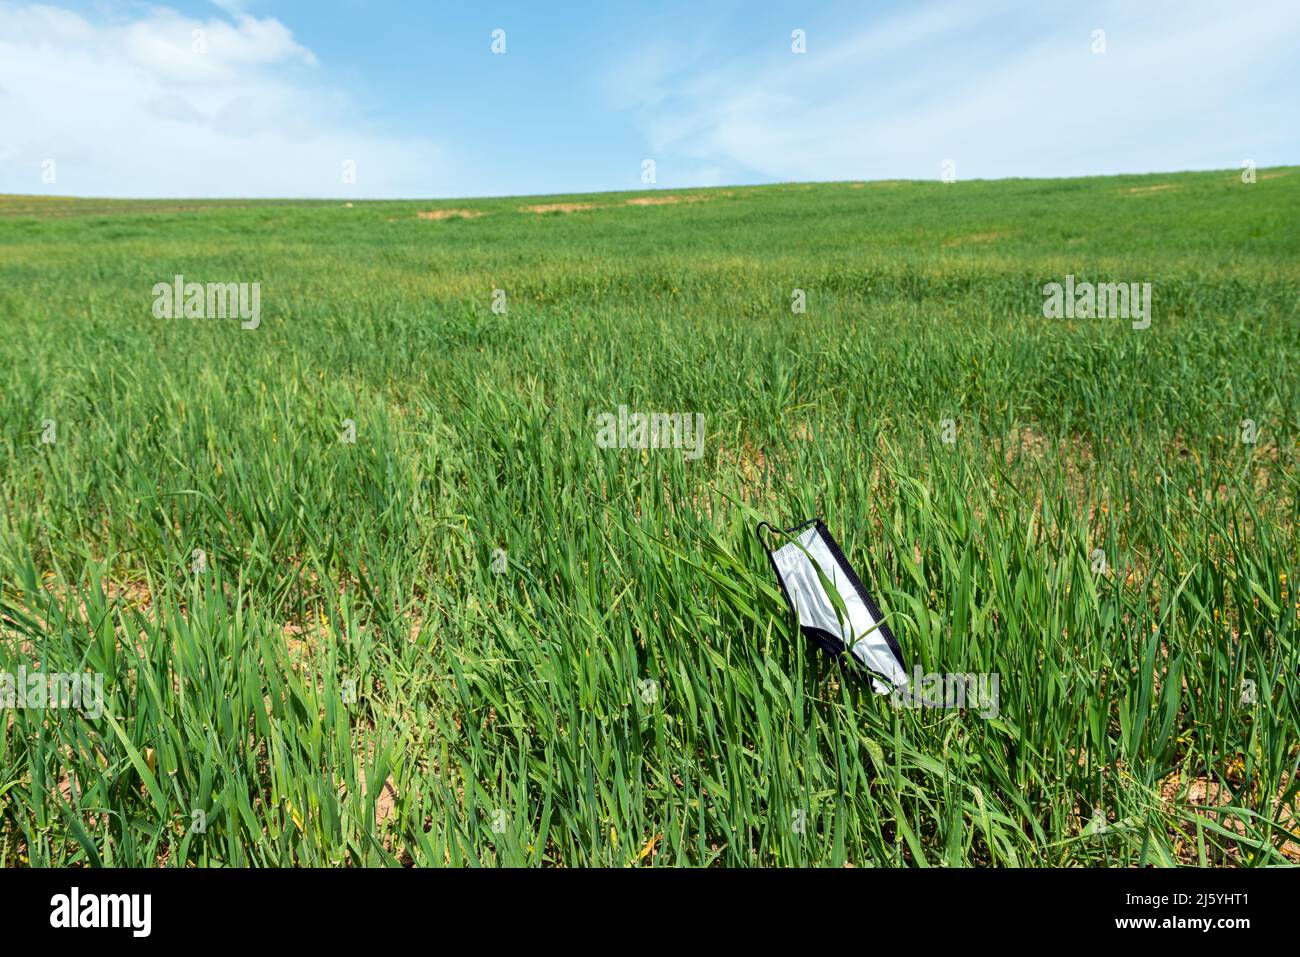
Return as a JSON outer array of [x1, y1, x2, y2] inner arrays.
[[0, 168, 1297, 865]]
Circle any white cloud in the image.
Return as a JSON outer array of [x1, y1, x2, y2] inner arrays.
[[0, 2, 444, 197], [613, 0, 1300, 183]]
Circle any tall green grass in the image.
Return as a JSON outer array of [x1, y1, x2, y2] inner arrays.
[[0, 168, 1297, 865]]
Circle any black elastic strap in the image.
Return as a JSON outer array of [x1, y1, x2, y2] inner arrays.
[[755, 517, 820, 555]]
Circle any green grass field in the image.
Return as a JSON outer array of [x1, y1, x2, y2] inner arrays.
[[1, 168, 1297, 867]]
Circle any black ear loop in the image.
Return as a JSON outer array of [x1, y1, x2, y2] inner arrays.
[[755, 517, 820, 554]]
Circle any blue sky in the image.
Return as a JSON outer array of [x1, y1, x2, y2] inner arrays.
[[1, 0, 1297, 197]]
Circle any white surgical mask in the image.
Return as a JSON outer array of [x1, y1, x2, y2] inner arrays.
[[759, 518, 909, 694]]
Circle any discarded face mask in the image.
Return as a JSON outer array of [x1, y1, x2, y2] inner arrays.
[[758, 518, 909, 694]]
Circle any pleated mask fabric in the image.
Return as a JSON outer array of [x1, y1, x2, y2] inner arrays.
[[760, 519, 908, 695]]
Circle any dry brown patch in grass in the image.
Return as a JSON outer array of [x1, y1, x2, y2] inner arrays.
[[1160, 774, 1240, 862], [660, 439, 783, 524], [1159, 772, 1300, 863], [715, 441, 783, 510], [624, 194, 711, 206], [999, 425, 1101, 523], [1127, 184, 1178, 194], [0, 197, 264, 219], [1004, 425, 1053, 464], [1004, 425, 1095, 473], [1223, 171, 1291, 183], [374, 776, 399, 826], [282, 605, 424, 668], [1161, 774, 1237, 808], [1278, 800, 1300, 861], [521, 202, 597, 214], [416, 209, 483, 221], [3, 578, 157, 660], [282, 618, 323, 666], [335, 765, 399, 823], [725, 441, 773, 489]]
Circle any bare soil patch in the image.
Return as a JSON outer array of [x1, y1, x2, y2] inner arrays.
[[416, 209, 483, 221], [522, 202, 596, 214], [625, 194, 711, 206]]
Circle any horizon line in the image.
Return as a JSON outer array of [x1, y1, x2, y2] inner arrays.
[[3, 162, 1293, 204]]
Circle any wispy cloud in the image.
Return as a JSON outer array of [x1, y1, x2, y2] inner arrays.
[[610, 0, 1300, 183], [0, 2, 444, 197]]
